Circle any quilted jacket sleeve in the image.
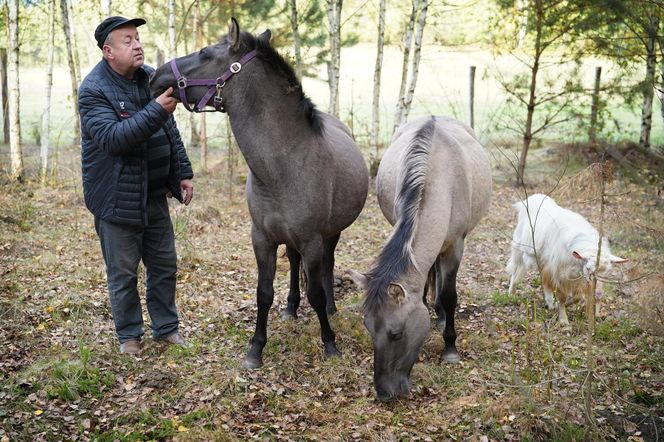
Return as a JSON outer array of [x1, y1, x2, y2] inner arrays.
[[79, 83, 171, 157]]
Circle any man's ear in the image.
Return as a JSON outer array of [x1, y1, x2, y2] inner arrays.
[[387, 283, 406, 306], [346, 269, 368, 290], [228, 17, 241, 51]]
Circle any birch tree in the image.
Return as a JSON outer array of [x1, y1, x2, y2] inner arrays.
[[369, 0, 386, 176], [289, 0, 303, 79], [41, 0, 56, 183], [196, 0, 208, 172], [8, 0, 22, 181], [168, 0, 176, 58], [326, 0, 342, 117], [401, 0, 428, 123], [393, 0, 418, 132], [101, 0, 111, 17], [639, 16, 658, 150], [60, 0, 80, 146]]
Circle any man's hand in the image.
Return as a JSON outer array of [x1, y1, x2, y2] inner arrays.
[[181, 179, 194, 205], [156, 87, 178, 113]]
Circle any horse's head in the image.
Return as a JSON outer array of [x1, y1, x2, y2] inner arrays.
[[348, 270, 429, 402], [150, 18, 271, 112]]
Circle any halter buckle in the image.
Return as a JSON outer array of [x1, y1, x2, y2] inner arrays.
[[230, 62, 242, 74], [177, 76, 187, 88]]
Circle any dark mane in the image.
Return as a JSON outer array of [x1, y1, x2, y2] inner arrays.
[[363, 117, 437, 313], [239, 31, 322, 134]]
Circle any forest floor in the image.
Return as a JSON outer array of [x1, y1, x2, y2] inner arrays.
[[0, 143, 663, 441]]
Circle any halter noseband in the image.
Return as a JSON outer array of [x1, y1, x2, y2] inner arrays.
[[168, 49, 258, 113]]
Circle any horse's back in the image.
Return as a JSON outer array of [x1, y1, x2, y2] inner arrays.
[[377, 115, 491, 240]]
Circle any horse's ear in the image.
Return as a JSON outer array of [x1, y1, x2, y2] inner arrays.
[[258, 29, 272, 45], [387, 283, 406, 305], [228, 17, 241, 51], [346, 269, 368, 290]]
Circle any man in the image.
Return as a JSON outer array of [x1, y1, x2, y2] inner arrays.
[[79, 16, 194, 355]]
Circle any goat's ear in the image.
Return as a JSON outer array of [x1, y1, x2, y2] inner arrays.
[[346, 269, 368, 290], [257, 29, 272, 45], [610, 255, 628, 264], [228, 17, 241, 51], [387, 283, 406, 305], [572, 251, 585, 260]]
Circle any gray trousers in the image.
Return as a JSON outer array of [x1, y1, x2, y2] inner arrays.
[[95, 196, 179, 343]]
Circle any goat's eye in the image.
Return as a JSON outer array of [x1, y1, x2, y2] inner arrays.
[[387, 330, 403, 341]]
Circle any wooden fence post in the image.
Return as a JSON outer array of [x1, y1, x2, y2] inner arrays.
[[469, 65, 476, 129], [589, 66, 601, 145], [1, 48, 8, 145]]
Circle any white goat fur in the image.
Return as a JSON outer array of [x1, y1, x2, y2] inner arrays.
[[506, 194, 625, 325]]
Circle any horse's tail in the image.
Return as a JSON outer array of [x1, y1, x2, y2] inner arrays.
[[364, 116, 436, 313]]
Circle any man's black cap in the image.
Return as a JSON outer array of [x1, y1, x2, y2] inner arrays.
[[95, 16, 146, 49]]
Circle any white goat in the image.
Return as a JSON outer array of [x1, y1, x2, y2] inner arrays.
[[506, 194, 626, 325]]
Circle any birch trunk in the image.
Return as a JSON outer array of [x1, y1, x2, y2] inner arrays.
[[168, 0, 176, 59], [101, 0, 111, 17], [196, 1, 208, 173], [41, 0, 56, 183], [326, 0, 342, 117], [401, 0, 427, 122], [67, 0, 81, 85], [640, 16, 658, 150], [1, 48, 8, 145], [8, 0, 22, 181], [516, 0, 543, 186], [369, 0, 386, 176], [289, 0, 303, 79], [60, 0, 81, 147], [393, 0, 418, 132]]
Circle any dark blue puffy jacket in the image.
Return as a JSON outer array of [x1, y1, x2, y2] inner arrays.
[[79, 59, 193, 226]]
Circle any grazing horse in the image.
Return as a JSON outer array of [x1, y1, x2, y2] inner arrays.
[[349, 116, 491, 401], [150, 19, 369, 368]]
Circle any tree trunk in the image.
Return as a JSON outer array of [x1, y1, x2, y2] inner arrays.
[[289, 0, 303, 79], [1, 48, 9, 145], [326, 0, 342, 117], [401, 0, 427, 122], [66, 0, 81, 86], [516, 0, 543, 186], [589, 66, 601, 145], [640, 15, 658, 150], [60, 0, 81, 147], [8, 0, 22, 181], [369, 0, 387, 177], [41, 0, 56, 183], [168, 0, 176, 59], [196, 0, 208, 173], [101, 0, 111, 17], [393, 0, 418, 132], [226, 115, 237, 201], [469, 66, 476, 129]]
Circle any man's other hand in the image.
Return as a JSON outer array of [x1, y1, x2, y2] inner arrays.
[[156, 87, 178, 113], [181, 179, 194, 205]]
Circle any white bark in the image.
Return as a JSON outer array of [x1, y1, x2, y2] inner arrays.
[[41, 0, 56, 183], [101, 0, 111, 17], [67, 0, 81, 85], [8, 0, 22, 181], [290, 0, 303, 79], [370, 0, 386, 166], [168, 0, 176, 59], [326, 0, 342, 117], [393, 0, 418, 132], [60, 0, 80, 146], [640, 16, 659, 150], [401, 0, 427, 122]]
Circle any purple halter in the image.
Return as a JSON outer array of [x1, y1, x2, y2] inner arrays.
[[168, 49, 258, 113]]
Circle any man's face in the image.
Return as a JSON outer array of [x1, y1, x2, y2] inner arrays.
[[104, 25, 144, 77]]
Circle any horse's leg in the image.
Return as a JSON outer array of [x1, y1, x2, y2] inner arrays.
[[243, 227, 278, 369], [302, 238, 341, 358], [281, 246, 301, 320], [435, 238, 465, 364], [322, 233, 341, 316]]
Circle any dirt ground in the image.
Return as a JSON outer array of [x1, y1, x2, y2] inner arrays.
[[0, 144, 663, 441]]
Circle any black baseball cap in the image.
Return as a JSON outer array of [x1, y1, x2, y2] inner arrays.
[[95, 16, 146, 49]]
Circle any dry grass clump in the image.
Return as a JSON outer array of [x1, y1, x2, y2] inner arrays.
[[633, 274, 664, 337]]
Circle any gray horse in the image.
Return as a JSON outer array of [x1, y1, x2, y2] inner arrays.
[[150, 19, 368, 369], [349, 116, 491, 401]]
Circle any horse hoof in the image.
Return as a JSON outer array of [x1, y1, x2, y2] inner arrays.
[[280, 310, 297, 321], [441, 351, 460, 364], [323, 343, 342, 358], [242, 355, 263, 370]]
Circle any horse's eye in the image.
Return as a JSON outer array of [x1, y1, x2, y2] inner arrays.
[[387, 330, 403, 341], [199, 49, 210, 60]]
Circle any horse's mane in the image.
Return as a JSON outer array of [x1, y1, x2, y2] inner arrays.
[[238, 31, 322, 134], [363, 116, 437, 313]]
